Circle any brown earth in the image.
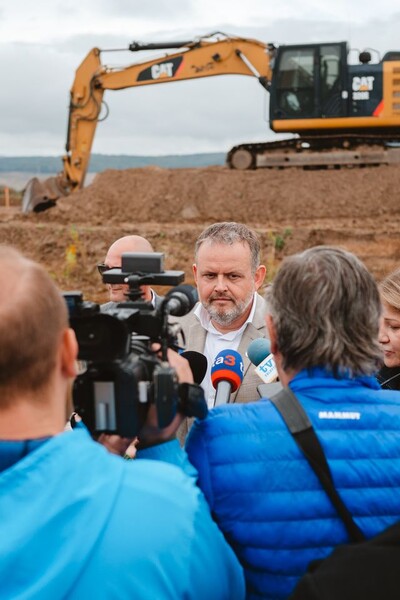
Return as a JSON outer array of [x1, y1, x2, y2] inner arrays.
[[0, 164, 399, 303]]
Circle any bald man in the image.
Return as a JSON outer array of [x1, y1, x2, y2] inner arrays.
[[99, 235, 162, 312]]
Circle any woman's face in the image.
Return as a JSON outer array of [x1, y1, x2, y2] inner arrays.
[[379, 301, 400, 368]]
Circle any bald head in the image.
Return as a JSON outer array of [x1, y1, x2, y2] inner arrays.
[[0, 246, 68, 401], [105, 235, 154, 265], [104, 235, 154, 303]]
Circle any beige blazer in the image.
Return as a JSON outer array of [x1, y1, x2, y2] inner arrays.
[[175, 293, 268, 443]]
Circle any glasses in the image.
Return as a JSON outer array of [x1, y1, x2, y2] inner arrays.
[[97, 263, 111, 276]]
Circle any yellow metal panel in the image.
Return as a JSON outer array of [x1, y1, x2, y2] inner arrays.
[[383, 60, 400, 117], [272, 115, 400, 132]]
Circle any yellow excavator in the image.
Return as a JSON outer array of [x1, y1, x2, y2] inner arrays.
[[22, 32, 400, 212]]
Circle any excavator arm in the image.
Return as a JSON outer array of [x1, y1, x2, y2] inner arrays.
[[23, 33, 274, 212]]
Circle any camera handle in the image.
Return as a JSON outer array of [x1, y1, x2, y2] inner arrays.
[[153, 362, 179, 428], [178, 383, 208, 419], [125, 274, 148, 303]]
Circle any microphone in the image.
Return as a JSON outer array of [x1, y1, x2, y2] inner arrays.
[[247, 338, 278, 383], [181, 351, 207, 385], [211, 349, 244, 407], [247, 338, 271, 366], [163, 284, 198, 316]]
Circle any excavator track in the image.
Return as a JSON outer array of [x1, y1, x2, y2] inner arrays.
[[227, 134, 400, 170]]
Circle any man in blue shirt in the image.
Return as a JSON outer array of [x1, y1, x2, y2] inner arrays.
[[0, 245, 244, 600]]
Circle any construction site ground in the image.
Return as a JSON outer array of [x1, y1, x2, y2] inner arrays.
[[1, 163, 399, 304]]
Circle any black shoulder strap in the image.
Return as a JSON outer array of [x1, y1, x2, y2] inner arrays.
[[270, 387, 365, 543]]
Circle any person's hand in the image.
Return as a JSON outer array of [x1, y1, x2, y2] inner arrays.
[[92, 346, 194, 454], [159, 345, 194, 385], [136, 404, 184, 450], [70, 411, 136, 458], [134, 345, 192, 449], [124, 438, 139, 458], [96, 434, 135, 457]]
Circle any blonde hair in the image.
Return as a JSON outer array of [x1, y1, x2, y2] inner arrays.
[[379, 268, 400, 311]]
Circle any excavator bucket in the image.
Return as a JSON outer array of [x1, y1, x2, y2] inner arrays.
[[22, 176, 68, 213]]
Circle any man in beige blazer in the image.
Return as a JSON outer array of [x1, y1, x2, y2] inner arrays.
[[175, 222, 268, 441], [177, 291, 267, 404]]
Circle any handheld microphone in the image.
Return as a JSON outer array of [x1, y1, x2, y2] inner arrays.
[[211, 349, 244, 407], [247, 338, 278, 383], [181, 351, 207, 385], [163, 284, 198, 316], [247, 338, 271, 366]]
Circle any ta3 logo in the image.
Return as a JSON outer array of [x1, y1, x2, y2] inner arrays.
[[137, 56, 183, 82], [213, 354, 244, 375]]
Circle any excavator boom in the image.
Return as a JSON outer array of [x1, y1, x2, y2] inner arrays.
[[23, 33, 273, 212]]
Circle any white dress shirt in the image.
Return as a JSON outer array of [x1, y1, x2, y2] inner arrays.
[[194, 294, 257, 408]]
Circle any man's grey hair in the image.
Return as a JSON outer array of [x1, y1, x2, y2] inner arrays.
[[195, 222, 261, 272], [266, 246, 382, 376]]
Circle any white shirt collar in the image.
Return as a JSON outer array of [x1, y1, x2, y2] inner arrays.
[[194, 293, 258, 408]]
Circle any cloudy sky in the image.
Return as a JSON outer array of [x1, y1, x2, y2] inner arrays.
[[1, 0, 399, 157]]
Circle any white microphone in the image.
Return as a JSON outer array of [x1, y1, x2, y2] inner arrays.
[[246, 338, 278, 383]]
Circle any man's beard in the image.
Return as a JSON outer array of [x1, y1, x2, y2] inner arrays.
[[203, 291, 254, 326]]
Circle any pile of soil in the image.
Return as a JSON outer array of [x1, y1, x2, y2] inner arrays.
[[1, 164, 399, 303]]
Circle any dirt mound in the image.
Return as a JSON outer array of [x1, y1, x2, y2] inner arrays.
[[31, 164, 400, 225], [1, 164, 400, 302]]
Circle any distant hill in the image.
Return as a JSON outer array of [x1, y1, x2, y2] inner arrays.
[[0, 153, 226, 173]]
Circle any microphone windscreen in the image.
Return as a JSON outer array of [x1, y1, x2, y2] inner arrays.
[[177, 284, 198, 308], [181, 351, 208, 385], [247, 338, 271, 366], [211, 349, 244, 393], [165, 284, 198, 314]]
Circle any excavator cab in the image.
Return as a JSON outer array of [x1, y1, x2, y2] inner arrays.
[[228, 40, 400, 169], [269, 41, 399, 136], [270, 42, 348, 125]]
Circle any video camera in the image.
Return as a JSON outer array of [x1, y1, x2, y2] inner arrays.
[[64, 252, 207, 438]]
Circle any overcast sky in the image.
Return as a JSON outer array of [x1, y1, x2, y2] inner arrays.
[[1, 0, 399, 157]]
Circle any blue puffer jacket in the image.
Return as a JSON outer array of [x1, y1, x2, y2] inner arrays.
[[186, 367, 400, 600]]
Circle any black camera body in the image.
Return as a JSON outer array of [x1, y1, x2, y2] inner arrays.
[[64, 252, 206, 438]]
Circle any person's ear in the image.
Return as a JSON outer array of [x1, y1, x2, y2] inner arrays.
[[61, 328, 78, 378], [192, 263, 198, 285], [254, 264, 266, 290], [265, 314, 278, 354]]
